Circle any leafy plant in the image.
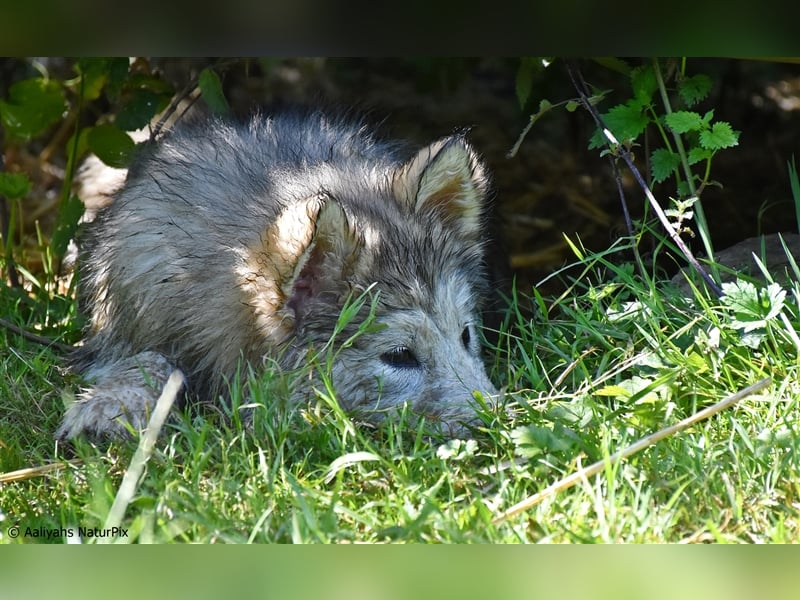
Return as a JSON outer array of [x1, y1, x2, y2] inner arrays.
[[588, 60, 740, 194], [515, 58, 742, 282], [0, 59, 172, 284], [0, 58, 234, 292]]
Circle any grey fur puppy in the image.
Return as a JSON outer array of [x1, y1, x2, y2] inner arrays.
[[57, 111, 498, 439]]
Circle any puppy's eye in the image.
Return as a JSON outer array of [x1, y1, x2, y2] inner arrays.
[[380, 346, 420, 369], [461, 326, 471, 348]]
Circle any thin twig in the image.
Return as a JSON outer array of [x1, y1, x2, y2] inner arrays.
[[150, 81, 201, 141], [0, 317, 74, 353], [492, 376, 772, 525], [0, 460, 82, 483], [652, 58, 716, 269], [100, 370, 185, 542], [564, 60, 723, 297], [151, 58, 238, 140], [607, 154, 647, 281]]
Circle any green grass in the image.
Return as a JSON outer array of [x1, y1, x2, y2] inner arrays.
[[2, 232, 799, 544]]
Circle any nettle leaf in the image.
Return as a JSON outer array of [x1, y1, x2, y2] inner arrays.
[[721, 280, 786, 333], [596, 376, 663, 404], [651, 148, 681, 183], [664, 110, 705, 134], [589, 101, 649, 149], [699, 121, 740, 150], [510, 424, 579, 459], [546, 397, 594, 428], [631, 64, 658, 104], [436, 439, 478, 461], [0, 78, 67, 141], [664, 208, 682, 219], [87, 125, 136, 168], [0, 172, 32, 199], [198, 68, 230, 116], [678, 74, 712, 106], [688, 147, 713, 165], [589, 129, 607, 150]]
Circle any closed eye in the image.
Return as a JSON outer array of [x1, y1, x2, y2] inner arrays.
[[461, 325, 471, 349], [380, 346, 420, 369]]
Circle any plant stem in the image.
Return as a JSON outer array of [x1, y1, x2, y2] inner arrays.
[[652, 58, 718, 276], [565, 60, 723, 297]]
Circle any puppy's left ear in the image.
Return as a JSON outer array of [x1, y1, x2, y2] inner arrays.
[[393, 135, 489, 241]]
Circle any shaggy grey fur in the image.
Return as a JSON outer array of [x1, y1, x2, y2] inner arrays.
[[57, 111, 498, 439]]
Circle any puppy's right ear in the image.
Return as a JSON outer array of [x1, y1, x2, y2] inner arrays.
[[248, 194, 373, 342], [280, 196, 365, 318]]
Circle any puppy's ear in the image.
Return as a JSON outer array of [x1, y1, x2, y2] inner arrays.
[[281, 196, 365, 318], [246, 193, 370, 342], [393, 135, 489, 241]]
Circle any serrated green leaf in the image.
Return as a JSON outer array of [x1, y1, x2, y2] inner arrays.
[[0, 172, 32, 199], [510, 424, 576, 458], [651, 148, 681, 183], [677, 181, 692, 197], [678, 74, 712, 106], [591, 101, 649, 148], [0, 78, 67, 141], [721, 280, 786, 332], [688, 146, 713, 165], [664, 110, 705, 134], [198, 68, 230, 116], [87, 125, 136, 168], [589, 128, 607, 150], [631, 65, 658, 104], [699, 121, 740, 150], [565, 100, 579, 112]]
